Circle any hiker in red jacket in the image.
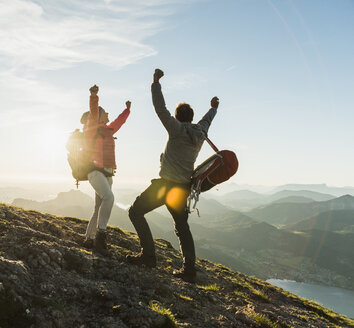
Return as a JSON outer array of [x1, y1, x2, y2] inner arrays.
[[82, 85, 131, 254]]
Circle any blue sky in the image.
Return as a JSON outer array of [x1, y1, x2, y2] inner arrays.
[[0, 0, 353, 188]]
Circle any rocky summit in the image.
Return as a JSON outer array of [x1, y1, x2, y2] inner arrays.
[[0, 203, 353, 328]]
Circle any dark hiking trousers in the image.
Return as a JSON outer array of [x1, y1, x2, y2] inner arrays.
[[129, 178, 195, 269]]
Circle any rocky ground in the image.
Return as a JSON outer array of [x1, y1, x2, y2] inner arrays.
[[0, 203, 353, 328]]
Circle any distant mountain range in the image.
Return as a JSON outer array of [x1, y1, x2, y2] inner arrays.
[[272, 184, 354, 197], [285, 209, 354, 233], [0, 187, 50, 204], [246, 195, 354, 227], [214, 189, 335, 211]]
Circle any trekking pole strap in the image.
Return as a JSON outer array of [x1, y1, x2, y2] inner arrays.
[[204, 136, 219, 153]]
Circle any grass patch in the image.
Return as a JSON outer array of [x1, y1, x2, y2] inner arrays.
[[231, 278, 269, 302], [251, 313, 279, 328], [234, 290, 246, 298], [251, 288, 270, 303], [197, 283, 220, 292], [78, 248, 92, 255], [177, 294, 193, 301], [149, 301, 179, 327]]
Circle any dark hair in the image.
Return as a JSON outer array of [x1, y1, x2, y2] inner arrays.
[[175, 103, 194, 123], [80, 111, 89, 124], [80, 106, 105, 125], [98, 106, 105, 119]]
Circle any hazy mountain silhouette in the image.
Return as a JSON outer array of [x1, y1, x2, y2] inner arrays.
[[271, 196, 315, 204], [247, 195, 354, 226], [285, 209, 354, 233], [215, 189, 335, 211], [0, 186, 50, 204], [272, 184, 354, 197]]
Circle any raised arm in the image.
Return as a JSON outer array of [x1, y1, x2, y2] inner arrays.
[[151, 69, 180, 134], [108, 101, 131, 134], [198, 96, 219, 135], [83, 85, 100, 133], [88, 85, 99, 122]]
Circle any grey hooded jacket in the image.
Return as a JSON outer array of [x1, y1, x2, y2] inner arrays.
[[151, 82, 217, 184]]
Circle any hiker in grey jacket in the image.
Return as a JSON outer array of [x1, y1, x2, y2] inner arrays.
[[127, 69, 219, 283]]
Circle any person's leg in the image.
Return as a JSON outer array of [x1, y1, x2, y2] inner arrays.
[[88, 171, 114, 255], [128, 179, 166, 264], [85, 192, 101, 240], [168, 206, 195, 268], [88, 171, 114, 230], [166, 185, 196, 282]]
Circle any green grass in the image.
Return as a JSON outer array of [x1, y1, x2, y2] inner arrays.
[[177, 294, 193, 301], [149, 300, 179, 327], [231, 278, 269, 302], [197, 283, 220, 292], [251, 313, 279, 328]]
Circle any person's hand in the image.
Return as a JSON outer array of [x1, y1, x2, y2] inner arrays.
[[125, 100, 131, 110], [90, 85, 99, 96], [153, 69, 164, 83], [210, 96, 219, 109]]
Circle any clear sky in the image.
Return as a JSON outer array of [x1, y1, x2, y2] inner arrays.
[[0, 0, 353, 188]]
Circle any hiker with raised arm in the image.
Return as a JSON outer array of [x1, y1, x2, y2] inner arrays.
[[81, 85, 131, 255], [127, 69, 219, 283]]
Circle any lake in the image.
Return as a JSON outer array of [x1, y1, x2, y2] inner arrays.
[[267, 279, 354, 319]]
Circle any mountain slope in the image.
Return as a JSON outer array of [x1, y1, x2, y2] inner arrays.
[[1, 203, 353, 327]]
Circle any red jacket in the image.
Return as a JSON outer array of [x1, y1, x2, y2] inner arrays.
[[84, 95, 130, 169]]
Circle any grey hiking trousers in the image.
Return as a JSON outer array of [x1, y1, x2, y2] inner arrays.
[[85, 170, 114, 239]]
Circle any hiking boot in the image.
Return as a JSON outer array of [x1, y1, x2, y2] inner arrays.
[[94, 229, 109, 256], [173, 267, 196, 283], [82, 238, 94, 249], [126, 253, 156, 268]]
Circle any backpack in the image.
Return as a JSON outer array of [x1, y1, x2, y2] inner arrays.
[[187, 136, 239, 213], [66, 128, 99, 188]]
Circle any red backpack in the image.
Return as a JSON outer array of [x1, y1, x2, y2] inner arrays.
[[187, 137, 239, 213]]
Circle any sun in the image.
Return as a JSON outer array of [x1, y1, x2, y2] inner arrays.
[[32, 125, 69, 165]]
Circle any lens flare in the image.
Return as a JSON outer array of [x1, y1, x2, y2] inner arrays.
[[166, 187, 189, 212], [157, 186, 167, 200]]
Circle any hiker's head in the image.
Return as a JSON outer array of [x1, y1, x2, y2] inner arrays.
[[175, 103, 194, 123], [80, 106, 109, 124], [98, 106, 109, 123]]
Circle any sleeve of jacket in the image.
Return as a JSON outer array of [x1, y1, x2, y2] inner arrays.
[[151, 82, 180, 135], [84, 95, 99, 135], [88, 95, 99, 123], [197, 107, 217, 135], [108, 108, 130, 134]]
